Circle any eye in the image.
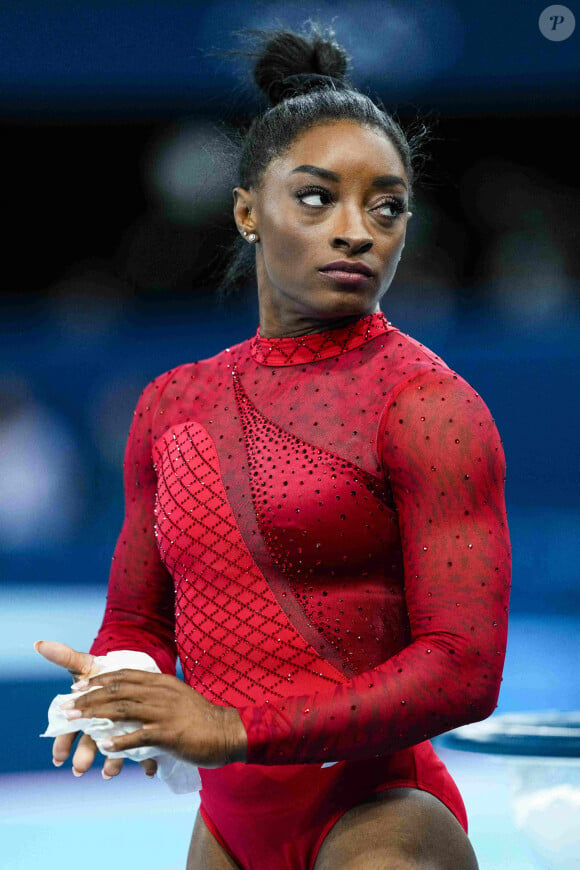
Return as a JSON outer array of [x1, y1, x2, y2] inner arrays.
[[295, 186, 332, 208], [295, 186, 407, 220], [373, 197, 407, 220]]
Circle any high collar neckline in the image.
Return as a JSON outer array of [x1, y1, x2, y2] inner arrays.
[[249, 311, 391, 367]]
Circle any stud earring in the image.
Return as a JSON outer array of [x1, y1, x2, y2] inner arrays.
[[247, 233, 258, 243]]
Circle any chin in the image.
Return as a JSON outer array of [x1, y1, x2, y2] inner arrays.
[[310, 288, 378, 318]]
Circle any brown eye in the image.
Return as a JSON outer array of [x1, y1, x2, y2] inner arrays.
[[374, 197, 406, 220], [295, 186, 332, 207]]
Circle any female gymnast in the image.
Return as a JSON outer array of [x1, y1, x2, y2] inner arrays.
[[36, 22, 511, 870]]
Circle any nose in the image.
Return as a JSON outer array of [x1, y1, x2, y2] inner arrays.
[[331, 204, 374, 254], [333, 236, 373, 254]]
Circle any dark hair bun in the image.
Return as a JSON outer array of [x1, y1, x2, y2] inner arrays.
[[252, 23, 351, 107]]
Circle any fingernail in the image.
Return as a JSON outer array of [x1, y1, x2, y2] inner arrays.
[[72, 768, 83, 777], [100, 739, 115, 750], [63, 709, 82, 720], [72, 679, 89, 690], [59, 699, 75, 710], [102, 771, 113, 780], [52, 758, 64, 767]]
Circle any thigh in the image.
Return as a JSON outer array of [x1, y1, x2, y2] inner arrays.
[[187, 809, 242, 870], [313, 787, 479, 870]]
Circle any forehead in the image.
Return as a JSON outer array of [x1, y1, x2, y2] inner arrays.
[[266, 119, 406, 183]]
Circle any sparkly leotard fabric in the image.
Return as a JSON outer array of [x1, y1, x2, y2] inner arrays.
[[90, 311, 511, 870]]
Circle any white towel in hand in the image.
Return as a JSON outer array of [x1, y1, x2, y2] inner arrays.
[[40, 649, 202, 794]]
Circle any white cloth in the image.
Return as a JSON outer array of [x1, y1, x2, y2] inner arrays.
[[40, 650, 202, 794]]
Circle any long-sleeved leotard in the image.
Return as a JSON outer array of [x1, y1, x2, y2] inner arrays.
[[90, 310, 511, 868]]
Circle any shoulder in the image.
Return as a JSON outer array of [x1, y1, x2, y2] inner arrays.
[[378, 324, 499, 435], [384, 323, 449, 372], [382, 323, 470, 394], [377, 331, 506, 478], [137, 336, 251, 407]]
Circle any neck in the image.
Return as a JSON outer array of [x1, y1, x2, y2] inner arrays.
[[259, 313, 376, 339], [257, 291, 380, 339]]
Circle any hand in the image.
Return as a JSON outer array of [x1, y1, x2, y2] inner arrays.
[[34, 640, 157, 780], [64, 669, 248, 768]]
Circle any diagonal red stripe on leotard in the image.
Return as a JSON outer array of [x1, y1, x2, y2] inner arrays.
[[152, 423, 344, 707]]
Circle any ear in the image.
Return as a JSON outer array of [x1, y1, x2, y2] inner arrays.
[[233, 187, 256, 236]]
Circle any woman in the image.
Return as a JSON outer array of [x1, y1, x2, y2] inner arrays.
[[37, 23, 511, 870]]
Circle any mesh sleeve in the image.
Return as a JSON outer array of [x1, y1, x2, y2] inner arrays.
[[89, 371, 177, 675], [237, 367, 512, 765]]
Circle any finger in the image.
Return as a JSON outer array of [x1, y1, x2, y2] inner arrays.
[[34, 640, 97, 679], [69, 682, 163, 723], [67, 691, 149, 724], [140, 758, 158, 778], [85, 668, 161, 689], [71, 733, 98, 776], [99, 726, 156, 755], [52, 731, 78, 766], [102, 755, 125, 781]]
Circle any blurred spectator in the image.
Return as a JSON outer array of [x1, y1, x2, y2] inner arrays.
[[144, 119, 237, 225], [117, 119, 238, 296], [0, 377, 85, 551]]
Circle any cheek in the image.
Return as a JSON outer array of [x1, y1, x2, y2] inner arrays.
[[262, 212, 316, 274], [384, 229, 406, 258], [387, 238, 406, 273]]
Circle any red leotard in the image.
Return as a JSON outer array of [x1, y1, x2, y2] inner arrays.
[[90, 311, 511, 869]]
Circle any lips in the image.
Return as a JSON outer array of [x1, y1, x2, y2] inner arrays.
[[319, 260, 375, 277]]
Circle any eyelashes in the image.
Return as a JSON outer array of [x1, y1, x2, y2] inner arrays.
[[295, 185, 407, 219]]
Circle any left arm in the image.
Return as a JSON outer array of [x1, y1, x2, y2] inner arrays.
[[234, 367, 511, 765]]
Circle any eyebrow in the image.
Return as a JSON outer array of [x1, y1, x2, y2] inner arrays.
[[288, 164, 408, 191]]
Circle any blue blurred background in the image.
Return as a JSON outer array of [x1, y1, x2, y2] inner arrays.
[[1, 2, 579, 868]]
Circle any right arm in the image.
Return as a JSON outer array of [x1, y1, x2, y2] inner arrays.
[[37, 370, 178, 777], [89, 369, 177, 673]]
